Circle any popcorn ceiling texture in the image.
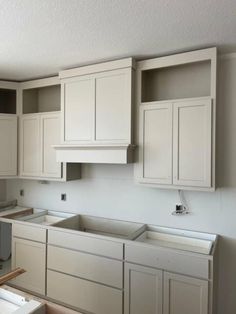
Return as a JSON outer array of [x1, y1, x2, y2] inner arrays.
[[0, 0, 235, 80]]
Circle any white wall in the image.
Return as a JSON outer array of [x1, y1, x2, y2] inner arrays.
[[6, 55, 236, 314]]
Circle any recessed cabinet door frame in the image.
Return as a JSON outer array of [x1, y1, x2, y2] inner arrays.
[[62, 75, 95, 143], [0, 114, 17, 176], [140, 102, 172, 184], [41, 113, 62, 178], [163, 272, 208, 314], [173, 98, 212, 187], [20, 114, 41, 177], [124, 263, 163, 314]]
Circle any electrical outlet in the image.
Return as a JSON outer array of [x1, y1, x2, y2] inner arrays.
[[20, 189, 24, 197], [61, 193, 67, 201]]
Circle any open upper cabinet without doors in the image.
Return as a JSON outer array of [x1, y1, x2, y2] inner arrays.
[[134, 47, 217, 191]]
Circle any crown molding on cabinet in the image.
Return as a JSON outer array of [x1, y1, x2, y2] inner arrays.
[[59, 57, 135, 79]]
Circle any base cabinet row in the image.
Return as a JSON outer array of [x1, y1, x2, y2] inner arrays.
[[11, 224, 213, 314], [124, 263, 208, 314]]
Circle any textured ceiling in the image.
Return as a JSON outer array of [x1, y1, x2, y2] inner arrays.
[[0, 0, 236, 81]]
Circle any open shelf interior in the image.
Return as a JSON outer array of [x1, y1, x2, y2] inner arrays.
[[23, 85, 60, 114], [141, 60, 211, 103], [0, 89, 16, 114]]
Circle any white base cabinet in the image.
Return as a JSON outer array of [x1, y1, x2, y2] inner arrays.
[[124, 263, 163, 314], [163, 272, 208, 314], [47, 270, 123, 314], [11, 237, 46, 295], [124, 265, 208, 314]]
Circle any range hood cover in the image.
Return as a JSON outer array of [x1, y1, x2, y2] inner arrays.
[[53, 144, 135, 164]]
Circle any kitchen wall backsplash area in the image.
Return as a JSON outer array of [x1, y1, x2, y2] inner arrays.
[[2, 55, 236, 314]]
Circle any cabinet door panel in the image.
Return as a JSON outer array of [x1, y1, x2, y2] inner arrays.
[[41, 113, 61, 178], [124, 263, 163, 314], [173, 99, 212, 187], [141, 103, 172, 184], [95, 69, 131, 142], [0, 115, 17, 176], [11, 238, 46, 295], [164, 272, 208, 314], [20, 115, 41, 176], [64, 78, 95, 142]]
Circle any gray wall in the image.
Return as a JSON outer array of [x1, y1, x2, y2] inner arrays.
[[0, 180, 6, 201], [6, 54, 236, 314]]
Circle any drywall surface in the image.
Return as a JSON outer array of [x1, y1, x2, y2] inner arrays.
[[0, 180, 6, 201], [6, 55, 236, 314]]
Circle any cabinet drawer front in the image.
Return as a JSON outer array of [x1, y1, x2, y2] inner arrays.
[[48, 229, 123, 259], [12, 223, 46, 243], [125, 244, 209, 279], [47, 270, 123, 314], [48, 245, 123, 288]]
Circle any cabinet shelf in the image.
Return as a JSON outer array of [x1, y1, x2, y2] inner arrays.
[[141, 60, 211, 103], [0, 88, 16, 114], [23, 85, 60, 114]]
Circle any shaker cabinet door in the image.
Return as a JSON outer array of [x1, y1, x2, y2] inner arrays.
[[140, 102, 172, 184], [95, 68, 132, 142], [0, 115, 17, 176], [20, 115, 41, 177], [63, 77, 95, 142], [173, 99, 212, 187], [163, 272, 208, 314], [41, 113, 61, 178], [124, 263, 163, 314]]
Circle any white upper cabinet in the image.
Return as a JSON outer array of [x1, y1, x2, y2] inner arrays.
[[173, 99, 212, 187], [0, 83, 18, 177], [21, 114, 41, 177], [0, 115, 17, 176], [19, 77, 81, 181], [140, 103, 172, 184], [41, 113, 62, 178], [55, 58, 135, 164], [135, 47, 217, 191], [95, 69, 131, 142], [64, 76, 95, 142], [61, 62, 133, 145]]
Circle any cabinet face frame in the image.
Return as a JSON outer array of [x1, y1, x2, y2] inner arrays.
[[135, 47, 217, 191]]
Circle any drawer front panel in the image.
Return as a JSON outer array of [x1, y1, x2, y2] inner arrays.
[[48, 245, 123, 288], [48, 229, 123, 259], [125, 244, 209, 279], [12, 223, 46, 243], [47, 270, 123, 314]]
